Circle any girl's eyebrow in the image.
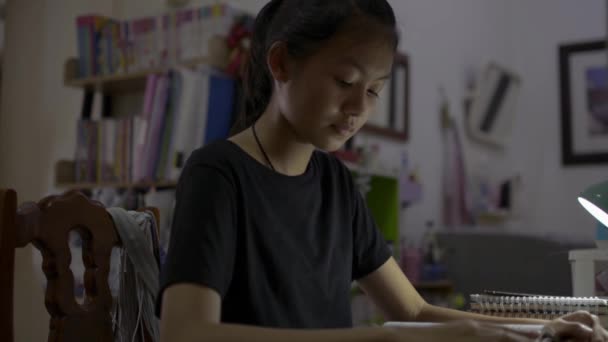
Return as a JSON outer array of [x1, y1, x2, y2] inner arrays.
[[339, 56, 391, 81]]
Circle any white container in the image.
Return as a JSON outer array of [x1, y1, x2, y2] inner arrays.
[[569, 249, 608, 297]]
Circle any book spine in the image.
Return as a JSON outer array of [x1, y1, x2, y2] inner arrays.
[[199, 6, 211, 57], [116, 21, 127, 74], [74, 120, 87, 182], [109, 20, 121, 75], [158, 14, 169, 67], [76, 15, 97, 76], [131, 18, 143, 72], [156, 72, 178, 180], [87, 120, 98, 182], [203, 72, 236, 144], [174, 9, 186, 62], [145, 75, 170, 180], [124, 20, 135, 73], [93, 16, 110, 76], [76, 17, 91, 77]]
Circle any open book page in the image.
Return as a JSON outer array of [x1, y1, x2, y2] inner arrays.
[[383, 322, 544, 334]]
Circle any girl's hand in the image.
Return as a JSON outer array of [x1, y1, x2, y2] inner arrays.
[[540, 311, 607, 341]]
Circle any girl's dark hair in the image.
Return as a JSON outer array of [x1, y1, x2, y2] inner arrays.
[[230, 0, 399, 134]]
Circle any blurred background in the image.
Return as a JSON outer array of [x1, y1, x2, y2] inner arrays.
[[1, 0, 608, 339]]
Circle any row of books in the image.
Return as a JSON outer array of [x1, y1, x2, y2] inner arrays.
[[74, 66, 237, 183], [76, 3, 243, 77]]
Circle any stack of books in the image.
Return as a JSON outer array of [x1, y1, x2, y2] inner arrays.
[[74, 67, 236, 184], [75, 3, 245, 77]]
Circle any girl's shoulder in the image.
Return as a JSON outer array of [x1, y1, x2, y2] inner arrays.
[[311, 150, 357, 189], [187, 140, 238, 164], [185, 142, 354, 187], [312, 150, 351, 174], [181, 140, 244, 178]]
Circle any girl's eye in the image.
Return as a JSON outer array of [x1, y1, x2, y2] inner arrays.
[[336, 77, 380, 98], [336, 78, 353, 87]]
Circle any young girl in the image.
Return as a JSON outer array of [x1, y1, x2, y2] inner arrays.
[[158, 1, 606, 341]]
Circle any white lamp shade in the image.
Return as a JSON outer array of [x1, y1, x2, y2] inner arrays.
[[578, 197, 608, 228]]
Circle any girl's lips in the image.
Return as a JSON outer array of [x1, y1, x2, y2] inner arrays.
[[332, 123, 354, 136]]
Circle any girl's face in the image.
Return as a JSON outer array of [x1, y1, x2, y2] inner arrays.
[[273, 25, 396, 152]]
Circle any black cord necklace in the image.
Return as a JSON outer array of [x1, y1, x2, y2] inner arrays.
[[252, 123, 276, 171]]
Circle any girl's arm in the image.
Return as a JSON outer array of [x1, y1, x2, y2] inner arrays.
[[160, 283, 396, 342], [358, 257, 603, 340], [159, 283, 562, 342], [357, 257, 546, 325]]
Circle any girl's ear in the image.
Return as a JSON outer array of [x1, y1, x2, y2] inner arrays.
[[266, 41, 290, 83]]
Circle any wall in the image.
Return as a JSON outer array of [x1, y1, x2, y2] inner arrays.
[[0, 1, 49, 338], [1, 0, 606, 340], [504, 0, 607, 241], [385, 0, 510, 244], [392, 0, 607, 244], [0, 1, 112, 340]]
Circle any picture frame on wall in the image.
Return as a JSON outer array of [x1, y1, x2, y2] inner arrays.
[[360, 52, 409, 142], [559, 39, 608, 165], [465, 62, 521, 148]]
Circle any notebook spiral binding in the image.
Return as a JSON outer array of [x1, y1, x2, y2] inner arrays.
[[470, 294, 608, 316]]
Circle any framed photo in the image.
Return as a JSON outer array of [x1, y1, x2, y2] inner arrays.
[[559, 39, 608, 165], [360, 53, 409, 142]]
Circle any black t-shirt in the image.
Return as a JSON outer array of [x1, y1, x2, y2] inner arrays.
[[156, 140, 390, 328]]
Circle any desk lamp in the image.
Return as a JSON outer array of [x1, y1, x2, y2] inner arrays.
[[578, 180, 608, 228], [572, 181, 608, 295]]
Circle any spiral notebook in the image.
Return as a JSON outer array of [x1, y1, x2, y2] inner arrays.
[[469, 291, 608, 320]]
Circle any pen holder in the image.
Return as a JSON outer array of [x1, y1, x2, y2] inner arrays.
[[401, 248, 422, 283]]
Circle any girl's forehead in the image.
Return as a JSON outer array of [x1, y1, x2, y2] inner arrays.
[[313, 31, 395, 72]]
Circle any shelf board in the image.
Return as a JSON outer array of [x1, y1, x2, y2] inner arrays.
[[64, 64, 157, 92], [56, 180, 178, 190], [64, 56, 225, 93]]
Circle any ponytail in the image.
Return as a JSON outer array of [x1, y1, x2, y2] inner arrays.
[[230, 0, 283, 134]]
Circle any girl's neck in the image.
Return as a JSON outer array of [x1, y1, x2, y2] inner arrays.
[[253, 110, 315, 176], [231, 106, 315, 176]]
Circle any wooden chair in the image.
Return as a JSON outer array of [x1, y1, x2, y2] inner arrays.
[[0, 189, 160, 342]]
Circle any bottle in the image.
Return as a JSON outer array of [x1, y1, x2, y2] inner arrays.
[[421, 221, 447, 281]]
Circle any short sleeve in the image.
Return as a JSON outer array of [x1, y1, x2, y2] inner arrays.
[[351, 189, 391, 280], [156, 163, 237, 317]]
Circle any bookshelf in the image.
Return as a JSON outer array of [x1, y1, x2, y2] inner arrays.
[[58, 34, 233, 191]]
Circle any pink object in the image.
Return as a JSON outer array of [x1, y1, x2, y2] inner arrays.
[[401, 247, 422, 284]]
